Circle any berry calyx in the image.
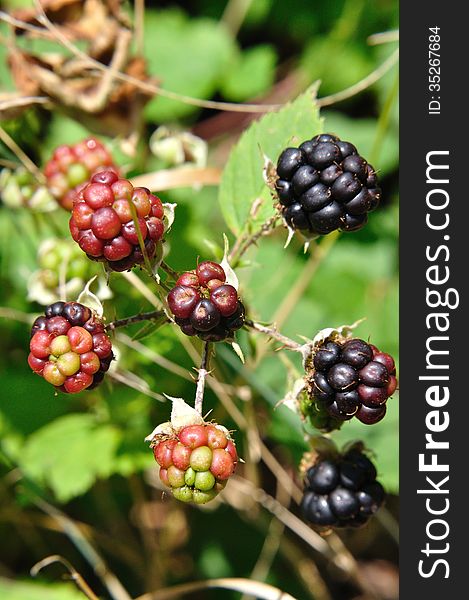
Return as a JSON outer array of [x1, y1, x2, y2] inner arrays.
[[301, 447, 385, 529], [28, 301, 113, 393], [167, 260, 245, 342], [151, 422, 237, 504], [45, 138, 117, 210], [275, 134, 381, 236], [306, 338, 397, 428], [69, 171, 166, 272]]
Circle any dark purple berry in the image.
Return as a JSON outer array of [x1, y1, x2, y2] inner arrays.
[[45, 301, 66, 318], [306, 460, 339, 493], [336, 140, 357, 158], [356, 403, 387, 425], [341, 339, 373, 369], [340, 461, 367, 490], [335, 390, 360, 415], [63, 302, 91, 326], [342, 154, 368, 181], [276, 180, 295, 206], [313, 341, 341, 371], [308, 142, 341, 169], [344, 188, 373, 216], [313, 372, 334, 398], [327, 363, 358, 392], [291, 165, 320, 196], [341, 213, 368, 231], [277, 148, 305, 179], [190, 299, 221, 332], [168, 286, 200, 319], [328, 487, 360, 519], [320, 164, 343, 185], [31, 316, 48, 336], [331, 172, 362, 202], [300, 183, 331, 213], [308, 201, 343, 234], [359, 361, 389, 387], [223, 301, 245, 331], [302, 492, 338, 526], [284, 203, 310, 231]]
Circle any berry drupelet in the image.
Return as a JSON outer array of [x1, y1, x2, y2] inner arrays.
[[168, 261, 245, 342], [152, 423, 238, 504], [301, 448, 385, 528], [69, 170, 165, 272], [309, 338, 397, 425], [28, 301, 114, 393], [45, 138, 116, 210], [275, 134, 381, 236]]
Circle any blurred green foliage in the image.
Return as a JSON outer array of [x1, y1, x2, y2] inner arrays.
[[0, 1, 398, 598]]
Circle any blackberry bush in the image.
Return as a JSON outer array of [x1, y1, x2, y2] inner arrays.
[[69, 170, 165, 272], [275, 133, 381, 236], [28, 301, 114, 393], [168, 260, 245, 342], [45, 138, 117, 211], [301, 446, 385, 528], [307, 338, 397, 426], [150, 422, 238, 505]]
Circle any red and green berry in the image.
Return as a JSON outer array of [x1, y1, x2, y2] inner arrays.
[[44, 138, 117, 211], [28, 301, 113, 393], [151, 423, 238, 504], [69, 170, 165, 272], [168, 261, 245, 342]]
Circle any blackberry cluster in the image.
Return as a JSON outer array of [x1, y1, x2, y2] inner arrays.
[[167, 261, 245, 342], [152, 423, 238, 504], [275, 134, 381, 235], [69, 170, 165, 272], [28, 301, 113, 393], [310, 339, 397, 425], [301, 449, 385, 528], [45, 138, 116, 210]]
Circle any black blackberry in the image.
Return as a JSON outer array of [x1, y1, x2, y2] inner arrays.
[[301, 448, 385, 528], [309, 339, 398, 425], [275, 134, 381, 236]]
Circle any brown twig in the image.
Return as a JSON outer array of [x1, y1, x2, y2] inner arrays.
[[106, 310, 168, 331], [244, 320, 300, 350], [228, 215, 281, 265], [31, 555, 99, 600]]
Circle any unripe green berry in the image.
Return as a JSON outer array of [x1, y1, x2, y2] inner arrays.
[[192, 489, 217, 505], [167, 465, 186, 488], [56, 351, 81, 376], [184, 467, 196, 487], [194, 470, 216, 492], [50, 335, 72, 356], [67, 163, 89, 187], [172, 486, 194, 503], [190, 446, 213, 471]]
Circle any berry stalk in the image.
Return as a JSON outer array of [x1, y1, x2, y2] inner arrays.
[[195, 341, 212, 415], [106, 310, 169, 331], [244, 319, 300, 350]]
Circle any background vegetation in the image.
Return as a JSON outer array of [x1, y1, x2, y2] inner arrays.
[[0, 1, 399, 598]]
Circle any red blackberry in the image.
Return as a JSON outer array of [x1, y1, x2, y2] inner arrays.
[[275, 134, 381, 236], [308, 339, 397, 426], [151, 423, 238, 504], [28, 301, 113, 393], [168, 261, 245, 342], [301, 447, 385, 528], [44, 138, 117, 210], [69, 170, 165, 272]]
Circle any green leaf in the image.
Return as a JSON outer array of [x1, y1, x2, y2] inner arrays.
[[20, 414, 121, 502], [218, 84, 322, 235], [221, 45, 277, 102], [0, 579, 84, 600], [143, 10, 236, 121]]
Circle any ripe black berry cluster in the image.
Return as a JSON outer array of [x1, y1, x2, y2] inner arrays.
[[309, 338, 397, 425], [28, 301, 113, 393], [275, 134, 381, 235], [167, 261, 245, 342], [45, 138, 116, 211], [301, 448, 385, 528], [69, 170, 165, 272]]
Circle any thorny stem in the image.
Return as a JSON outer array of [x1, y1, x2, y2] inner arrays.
[[31, 555, 100, 600], [228, 215, 281, 265], [160, 261, 179, 282], [244, 320, 300, 350], [194, 342, 212, 415], [106, 310, 168, 331]]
